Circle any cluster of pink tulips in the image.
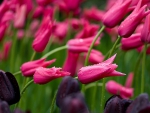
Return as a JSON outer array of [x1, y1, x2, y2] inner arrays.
[[0, 0, 150, 112]]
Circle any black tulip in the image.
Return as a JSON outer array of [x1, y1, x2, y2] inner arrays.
[[60, 93, 89, 113], [0, 70, 20, 105], [126, 93, 150, 113], [104, 95, 132, 113], [139, 105, 150, 113], [56, 76, 80, 107], [0, 100, 11, 113]]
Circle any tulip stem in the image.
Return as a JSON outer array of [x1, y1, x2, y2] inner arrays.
[[141, 44, 147, 93], [50, 91, 57, 113], [100, 35, 121, 112], [42, 45, 68, 58], [30, 51, 36, 61], [84, 25, 105, 66], [13, 71, 21, 76], [14, 79, 34, 110]]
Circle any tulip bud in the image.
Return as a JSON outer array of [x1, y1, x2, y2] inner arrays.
[[126, 93, 150, 113], [0, 71, 20, 105], [60, 93, 89, 113], [0, 100, 11, 113], [104, 95, 132, 113], [56, 76, 80, 107]]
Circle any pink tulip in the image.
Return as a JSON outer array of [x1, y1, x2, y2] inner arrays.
[[14, 5, 27, 29], [121, 33, 144, 51], [78, 54, 125, 84], [106, 80, 133, 98], [32, 6, 44, 18], [63, 51, 79, 76], [118, 0, 150, 37], [67, 36, 100, 53], [102, 0, 132, 28], [0, 22, 8, 41], [32, 16, 53, 52], [36, 0, 54, 6], [141, 14, 150, 43], [83, 6, 105, 22], [33, 67, 70, 84], [83, 50, 104, 64], [70, 18, 85, 30], [125, 72, 134, 88], [20, 58, 56, 77], [1, 11, 14, 23]]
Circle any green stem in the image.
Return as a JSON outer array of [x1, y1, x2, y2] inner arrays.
[[42, 45, 68, 59], [30, 51, 36, 61], [100, 35, 121, 112], [13, 71, 21, 76], [50, 92, 57, 113], [141, 44, 147, 93], [10, 29, 17, 72], [84, 25, 105, 66], [14, 79, 34, 109]]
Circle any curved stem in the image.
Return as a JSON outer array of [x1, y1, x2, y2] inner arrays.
[[50, 92, 57, 113], [42, 45, 68, 59], [30, 51, 36, 61], [13, 71, 21, 76], [141, 44, 147, 93], [100, 35, 121, 112], [84, 25, 105, 66]]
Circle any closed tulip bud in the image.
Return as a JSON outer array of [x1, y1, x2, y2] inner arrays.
[[139, 105, 150, 113], [102, 0, 132, 28], [118, 0, 150, 37], [0, 100, 11, 113], [104, 95, 132, 113], [141, 14, 150, 43], [126, 93, 150, 113], [60, 93, 89, 113], [0, 71, 20, 105], [56, 76, 80, 107]]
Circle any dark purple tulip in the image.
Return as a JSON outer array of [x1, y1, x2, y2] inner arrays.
[[139, 105, 150, 113], [126, 93, 150, 113], [104, 95, 132, 113], [0, 100, 11, 113], [56, 76, 80, 107], [0, 70, 20, 105], [60, 93, 89, 113], [13, 108, 24, 113]]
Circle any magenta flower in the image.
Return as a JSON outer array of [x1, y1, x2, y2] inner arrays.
[[102, 0, 132, 28], [67, 36, 100, 53], [118, 0, 150, 37], [0, 22, 8, 41], [83, 6, 105, 22], [14, 5, 27, 29], [121, 33, 144, 51], [32, 16, 53, 52], [1, 11, 14, 23], [20, 58, 56, 77], [36, 0, 54, 6], [33, 67, 70, 84], [63, 51, 79, 76], [106, 80, 133, 98], [125, 72, 134, 88], [78, 54, 125, 84], [32, 6, 44, 18], [0, 1, 10, 21], [141, 14, 150, 43]]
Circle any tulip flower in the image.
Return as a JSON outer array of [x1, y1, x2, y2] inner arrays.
[[14, 5, 27, 29], [63, 51, 79, 76], [0, 70, 20, 105], [0, 100, 11, 113], [106, 80, 133, 98], [102, 0, 132, 28], [20, 58, 56, 77], [0, 22, 8, 41], [33, 67, 70, 84], [1, 11, 14, 23], [125, 72, 134, 88], [121, 33, 144, 51], [118, 0, 150, 37], [126, 93, 150, 113], [141, 14, 150, 43], [60, 93, 90, 113], [32, 6, 44, 18], [104, 95, 132, 113], [56, 76, 80, 107], [83, 6, 105, 21], [2, 41, 12, 60], [0, 1, 10, 21], [78, 54, 125, 84], [32, 16, 53, 52]]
